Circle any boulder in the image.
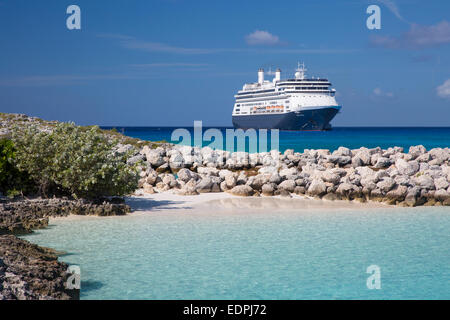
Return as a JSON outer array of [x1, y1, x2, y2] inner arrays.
[[145, 169, 159, 185], [144, 148, 166, 167], [269, 173, 282, 184], [416, 153, 432, 162], [294, 186, 306, 195], [169, 152, 185, 170], [385, 185, 408, 203], [408, 145, 426, 159], [142, 183, 155, 194], [395, 159, 419, 176], [261, 183, 275, 196], [376, 177, 396, 193], [196, 177, 213, 193], [197, 167, 219, 176], [228, 185, 254, 197], [278, 180, 296, 193], [127, 154, 144, 165], [177, 168, 196, 183], [404, 187, 420, 207], [394, 175, 411, 186], [374, 157, 391, 169], [250, 174, 270, 190], [321, 171, 340, 185], [225, 174, 237, 189], [434, 177, 449, 190], [177, 179, 199, 195], [333, 146, 352, 157], [156, 163, 170, 174], [327, 155, 351, 166], [279, 167, 298, 177], [162, 174, 178, 188], [414, 175, 435, 190], [295, 178, 307, 187], [336, 183, 361, 200], [434, 189, 450, 202], [307, 180, 327, 197], [429, 148, 449, 162]]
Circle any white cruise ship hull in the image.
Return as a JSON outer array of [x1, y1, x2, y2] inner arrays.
[[232, 105, 341, 131]]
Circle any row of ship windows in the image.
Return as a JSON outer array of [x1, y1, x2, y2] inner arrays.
[[235, 106, 290, 115], [294, 87, 329, 90], [236, 91, 330, 99], [236, 101, 289, 107], [236, 91, 334, 106], [237, 86, 329, 96], [235, 109, 286, 115], [250, 108, 288, 114]]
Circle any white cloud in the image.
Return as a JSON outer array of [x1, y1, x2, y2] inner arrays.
[[376, 0, 408, 23], [99, 33, 358, 55], [373, 87, 394, 98], [245, 30, 280, 46], [437, 79, 450, 99], [371, 21, 450, 49]]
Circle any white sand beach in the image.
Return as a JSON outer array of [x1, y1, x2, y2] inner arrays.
[[127, 190, 391, 215], [50, 191, 392, 222]]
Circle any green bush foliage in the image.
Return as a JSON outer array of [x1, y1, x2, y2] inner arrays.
[[11, 122, 140, 199], [0, 138, 35, 196]]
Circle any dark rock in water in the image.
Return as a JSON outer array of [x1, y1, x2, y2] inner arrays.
[[0, 235, 78, 300]]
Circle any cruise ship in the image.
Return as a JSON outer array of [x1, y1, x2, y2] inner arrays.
[[232, 63, 341, 130]]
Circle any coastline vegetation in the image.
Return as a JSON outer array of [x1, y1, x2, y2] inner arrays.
[[0, 138, 35, 197], [3, 122, 140, 200]]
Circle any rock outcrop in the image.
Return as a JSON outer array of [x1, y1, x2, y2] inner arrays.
[[0, 198, 130, 235], [0, 235, 78, 300]]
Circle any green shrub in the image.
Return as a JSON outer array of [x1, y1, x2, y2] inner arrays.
[[11, 122, 140, 199], [0, 138, 35, 196]]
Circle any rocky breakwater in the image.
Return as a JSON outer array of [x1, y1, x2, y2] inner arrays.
[[0, 235, 77, 300], [0, 197, 131, 235], [136, 144, 450, 206]]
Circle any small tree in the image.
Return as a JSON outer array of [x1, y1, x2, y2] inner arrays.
[[11, 122, 140, 199]]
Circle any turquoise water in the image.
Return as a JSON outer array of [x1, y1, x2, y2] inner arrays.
[[103, 127, 450, 153], [21, 204, 450, 300]]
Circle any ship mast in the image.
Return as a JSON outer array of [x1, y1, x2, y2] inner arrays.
[[295, 62, 307, 80]]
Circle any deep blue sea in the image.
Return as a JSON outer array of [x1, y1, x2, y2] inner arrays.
[[103, 127, 450, 152]]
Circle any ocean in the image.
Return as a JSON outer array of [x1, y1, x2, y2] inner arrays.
[[21, 205, 450, 300], [102, 127, 450, 153]]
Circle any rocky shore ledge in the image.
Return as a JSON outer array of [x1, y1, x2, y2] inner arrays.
[[135, 144, 450, 207], [0, 198, 131, 235], [0, 235, 77, 300]]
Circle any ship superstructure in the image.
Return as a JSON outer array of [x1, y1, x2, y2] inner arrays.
[[232, 63, 341, 130]]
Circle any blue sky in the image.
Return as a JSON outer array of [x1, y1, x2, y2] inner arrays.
[[0, 0, 449, 126]]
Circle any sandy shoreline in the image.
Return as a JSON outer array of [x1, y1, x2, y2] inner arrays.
[[50, 191, 392, 222]]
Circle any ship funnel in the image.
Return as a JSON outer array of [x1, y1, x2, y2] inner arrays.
[[258, 68, 264, 84], [275, 68, 281, 82]]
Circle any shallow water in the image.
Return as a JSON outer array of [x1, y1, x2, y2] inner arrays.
[[22, 204, 450, 300]]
